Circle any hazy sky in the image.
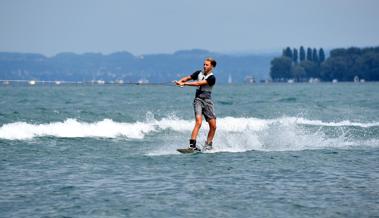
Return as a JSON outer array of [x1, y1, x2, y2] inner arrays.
[[1, 0, 378, 56]]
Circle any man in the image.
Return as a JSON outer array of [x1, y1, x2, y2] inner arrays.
[[176, 57, 217, 151]]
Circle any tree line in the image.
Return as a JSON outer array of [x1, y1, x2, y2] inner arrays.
[[270, 46, 379, 82]]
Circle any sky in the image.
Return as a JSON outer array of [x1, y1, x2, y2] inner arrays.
[[0, 0, 378, 56]]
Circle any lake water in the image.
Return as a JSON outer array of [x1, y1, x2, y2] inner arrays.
[[1, 83, 378, 217]]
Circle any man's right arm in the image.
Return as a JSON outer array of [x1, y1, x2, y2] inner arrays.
[[175, 75, 192, 86], [176, 70, 200, 86], [178, 75, 192, 83]]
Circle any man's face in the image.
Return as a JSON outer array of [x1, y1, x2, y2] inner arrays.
[[203, 60, 213, 73]]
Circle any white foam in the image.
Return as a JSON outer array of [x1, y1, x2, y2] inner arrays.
[[0, 119, 156, 140], [210, 117, 379, 153], [294, 117, 379, 128], [146, 116, 378, 155], [1, 116, 378, 154]]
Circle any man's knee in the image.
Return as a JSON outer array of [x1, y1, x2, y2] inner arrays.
[[208, 119, 217, 130], [195, 116, 202, 127]]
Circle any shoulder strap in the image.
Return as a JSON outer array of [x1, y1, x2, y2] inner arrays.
[[204, 73, 213, 79], [204, 72, 214, 80]]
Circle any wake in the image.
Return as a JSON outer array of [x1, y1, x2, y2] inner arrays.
[[1, 116, 378, 153]]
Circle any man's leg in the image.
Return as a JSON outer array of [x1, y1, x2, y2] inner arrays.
[[190, 98, 203, 148], [191, 115, 202, 141], [206, 118, 216, 144]]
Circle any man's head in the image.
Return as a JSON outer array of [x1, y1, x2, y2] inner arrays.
[[203, 57, 217, 73]]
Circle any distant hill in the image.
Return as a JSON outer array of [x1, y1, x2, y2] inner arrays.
[[0, 49, 276, 83]]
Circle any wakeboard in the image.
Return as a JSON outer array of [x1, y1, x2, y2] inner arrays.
[[176, 146, 212, 154], [176, 147, 201, 154]]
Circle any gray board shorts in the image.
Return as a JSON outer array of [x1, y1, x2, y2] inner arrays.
[[193, 97, 216, 122]]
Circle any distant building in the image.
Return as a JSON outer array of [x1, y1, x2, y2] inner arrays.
[[309, 78, 320, 83], [138, 79, 149, 84], [260, 79, 271, 83], [244, 75, 255, 84]]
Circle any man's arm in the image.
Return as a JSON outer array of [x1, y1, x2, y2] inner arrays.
[[176, 70, 203, 86], [176, 75, 193, 86], [182, 80, 208, 86], [176, 78, 208, 87], [177, 76, 192, 83]]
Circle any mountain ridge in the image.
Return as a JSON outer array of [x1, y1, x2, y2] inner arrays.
[[0, 49, 276, 83]]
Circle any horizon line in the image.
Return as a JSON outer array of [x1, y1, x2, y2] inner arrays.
[[1, 45, 378, 57]]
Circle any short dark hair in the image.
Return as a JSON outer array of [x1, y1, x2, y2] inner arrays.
[[205, 57, 217, 67]]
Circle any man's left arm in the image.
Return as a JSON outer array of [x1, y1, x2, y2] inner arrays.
[[183, 80, 208, 86]]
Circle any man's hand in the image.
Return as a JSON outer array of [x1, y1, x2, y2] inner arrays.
[[175, 80, 184, 87]]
